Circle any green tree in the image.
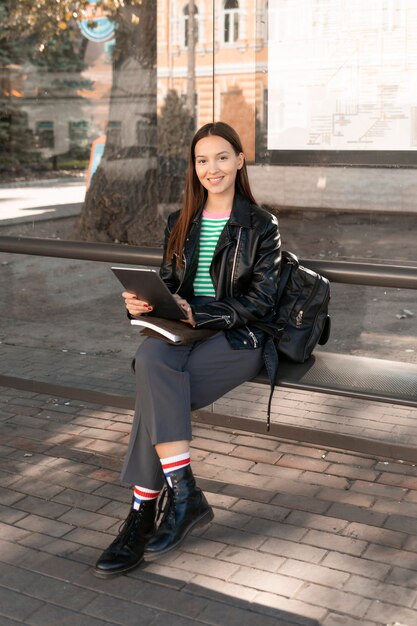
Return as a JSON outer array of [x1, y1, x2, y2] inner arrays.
[[0, 1, 22, 65], [0, 1, 41, 174], [0, 0, 92, 176], [0, 106, 46, 175]]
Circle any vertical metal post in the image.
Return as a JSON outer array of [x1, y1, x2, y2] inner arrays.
[[212, 0, 215, 121], [186, 0, 196, 119]]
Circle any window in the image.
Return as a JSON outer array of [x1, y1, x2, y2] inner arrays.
[[183, 3, 199, 48], [223, 0, 239, 44], [68, 121, 89, 149], [107, 121, 121, 148], [136, 119, 157, 150], [35, 121, 54, 149]]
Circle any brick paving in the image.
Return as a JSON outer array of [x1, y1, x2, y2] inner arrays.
[[0, 386, 417, 626]]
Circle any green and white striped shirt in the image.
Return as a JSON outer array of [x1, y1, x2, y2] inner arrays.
[[193, 215, 229, 296]]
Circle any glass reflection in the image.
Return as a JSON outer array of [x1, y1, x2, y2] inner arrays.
[[0, 0, 415, 276], [1, 0, 417, 258]]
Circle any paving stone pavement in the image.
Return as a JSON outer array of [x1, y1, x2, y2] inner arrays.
[[0, 385, 417, 626]]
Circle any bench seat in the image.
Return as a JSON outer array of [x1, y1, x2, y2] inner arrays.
[[194, 351, 417, 462], [254, 351, 417, 408], [2, 351, 417, 461]]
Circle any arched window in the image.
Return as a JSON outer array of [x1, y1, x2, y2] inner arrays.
[[183, 3, 199, 48], [224, 0, 239, 44]]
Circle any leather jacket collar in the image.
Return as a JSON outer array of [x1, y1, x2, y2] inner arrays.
[[187, 193, 252, 259], [191, 193, 252, 229]]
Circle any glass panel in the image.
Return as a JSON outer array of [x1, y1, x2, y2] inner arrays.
[[255, 0, 417, 263], [0, 0, 416, 479], [0, 0, 214, 400], [253, 0, 417, 363], [0, 1, 111, 237], [0, 251, 138, 397], [1, 0, 416, 351], [0, 1, 215, 243]]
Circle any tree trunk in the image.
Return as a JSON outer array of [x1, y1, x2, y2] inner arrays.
[[74, 2, 165, 246]]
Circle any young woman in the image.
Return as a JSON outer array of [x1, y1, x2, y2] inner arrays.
[[94, 122, 281, 578]]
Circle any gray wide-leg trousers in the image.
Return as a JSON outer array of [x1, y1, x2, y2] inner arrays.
[[120, 332, 264, 490]]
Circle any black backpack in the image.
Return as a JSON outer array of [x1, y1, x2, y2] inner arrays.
[[274, 250, 331, 361], [255, 250, 331, 429]]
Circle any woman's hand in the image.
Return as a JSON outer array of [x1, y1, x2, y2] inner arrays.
[[122, 291, 153, 318], [173, 294, 195, 326]]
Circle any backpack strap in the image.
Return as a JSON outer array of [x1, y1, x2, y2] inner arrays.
[[262, 336, 279, 431], [253, 257, 294, 430]]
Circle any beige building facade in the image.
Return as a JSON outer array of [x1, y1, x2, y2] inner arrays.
[[157, 0, 268, 160]]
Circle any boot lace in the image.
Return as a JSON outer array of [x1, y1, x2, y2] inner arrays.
[[156, 486, 175, 526], [115, 506, 144, 546]]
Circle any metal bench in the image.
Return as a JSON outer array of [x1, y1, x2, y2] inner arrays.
[[193, 351, 417, 462], [1, 236, 417, 461]]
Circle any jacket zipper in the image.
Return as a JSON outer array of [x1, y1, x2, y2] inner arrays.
[[246, 325, 259, 348], [230, 227, 242, 297], [294, 275, 321, 327], [197, 313, 232, 327]]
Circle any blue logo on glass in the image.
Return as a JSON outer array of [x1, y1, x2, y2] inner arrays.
[[79, 0, 115, 43]]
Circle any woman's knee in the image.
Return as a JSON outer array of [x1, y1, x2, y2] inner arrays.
[[133, 338, 174, 378], [131, 338, 153, 373], [134, 339, 156, 374]]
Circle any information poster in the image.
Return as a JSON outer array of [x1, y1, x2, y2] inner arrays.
[[268, 0, 417, 151]]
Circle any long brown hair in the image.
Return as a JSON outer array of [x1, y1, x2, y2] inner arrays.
[[165, 121, 257, 263]]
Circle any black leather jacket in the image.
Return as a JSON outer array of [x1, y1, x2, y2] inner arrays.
[[159, 194, 281, 350]]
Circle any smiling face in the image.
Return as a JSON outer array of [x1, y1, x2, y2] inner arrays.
[[194, 135, 244, 201]]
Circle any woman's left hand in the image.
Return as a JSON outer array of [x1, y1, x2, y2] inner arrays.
[[173, 295, 195, 326]]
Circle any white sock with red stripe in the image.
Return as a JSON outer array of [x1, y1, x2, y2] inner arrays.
[[132, 486, 160, 510], [160, 451, 191, 486]]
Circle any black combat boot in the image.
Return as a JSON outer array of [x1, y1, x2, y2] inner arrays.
[[144, 465, 214, 560], [94, 498, 157, 578]]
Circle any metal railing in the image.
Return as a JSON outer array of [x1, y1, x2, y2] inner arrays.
[[1, 235, 417, 289]]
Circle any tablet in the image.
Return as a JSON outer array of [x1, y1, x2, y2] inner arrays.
[[111, 267, 187, 320]]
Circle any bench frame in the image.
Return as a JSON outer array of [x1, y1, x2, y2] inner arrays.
[[1, 236, 417, 462]]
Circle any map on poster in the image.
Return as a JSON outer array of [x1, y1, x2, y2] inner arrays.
[[268, 0, 417, 151]]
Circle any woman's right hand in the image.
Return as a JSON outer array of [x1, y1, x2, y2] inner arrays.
[[122, 291, 153, 318]]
